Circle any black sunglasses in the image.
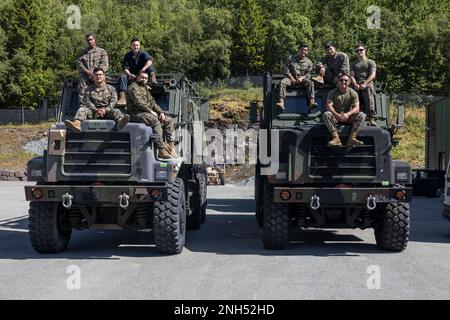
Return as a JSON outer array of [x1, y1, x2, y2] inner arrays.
[[356, 48, 365, 52]]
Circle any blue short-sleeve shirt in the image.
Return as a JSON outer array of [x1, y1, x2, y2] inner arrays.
[[123, 51, 153, 75]]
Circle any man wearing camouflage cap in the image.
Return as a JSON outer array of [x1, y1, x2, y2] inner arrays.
[[277, 44, 318, 110], [77, 33, 109, 99], [350, 44, 377, 126], [316, 43, 350, 86], [65, 67, 129, 133], [127, 71, 175, 160], [323, 73, 366, 147]]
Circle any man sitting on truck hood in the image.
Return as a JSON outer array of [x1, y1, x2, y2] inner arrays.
[[65, 67, 130, 133], [126, 71, 176, 160], [323, 73, 366, 147]]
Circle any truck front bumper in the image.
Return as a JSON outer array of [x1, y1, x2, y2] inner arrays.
[[273, 187, 412, 205], [24, 185, 168, 204]]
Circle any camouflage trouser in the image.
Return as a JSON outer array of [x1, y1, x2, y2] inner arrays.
[[356, 84, 375, 117], [279, 77, 315, 99], [74, 106, 125, 122], [131, 112, 174, 149], [78, 75, 94, 99], [323, 111, 366, 134]]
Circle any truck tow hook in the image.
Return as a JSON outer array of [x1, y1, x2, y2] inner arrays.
[[366, 195, 377, 210], [62, 193, 73, 209], [310, 194, 320, 210], [119, 193, 130, 209]]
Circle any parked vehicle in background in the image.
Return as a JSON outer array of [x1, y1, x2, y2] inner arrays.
[[412, 169, 445, 198], [444, 160, 450, 220]]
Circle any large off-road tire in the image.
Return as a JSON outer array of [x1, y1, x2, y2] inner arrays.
[[28, 201, 72, 253], [187, 165, 207, 230], [262, 184, 289, 249], [255, 166, 264, 228], [374, 202, 410, 252], [153, 178, 186, 254]]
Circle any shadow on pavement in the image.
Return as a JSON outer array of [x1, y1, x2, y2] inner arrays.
[[2, 196, 449, 260]]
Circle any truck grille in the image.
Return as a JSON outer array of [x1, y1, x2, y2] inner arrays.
[[309, 136, 376, 178], [63, 132, 132, 175]]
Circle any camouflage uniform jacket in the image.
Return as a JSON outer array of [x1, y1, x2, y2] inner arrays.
[[81, 84, 118, 113], [284, 54, 313, 79], [318, 51, 350, 76], [127, 82, 163, 116], [77, 46, 109, 76]]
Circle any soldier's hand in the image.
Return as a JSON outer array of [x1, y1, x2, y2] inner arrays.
[[298, 76, 305, 83], [353, 83, 360, 90], [96, 108, 106, 117], [129, 74, 137, 80], [341, 113, 349, 122], [159, 113, 166, 121], [360, 83, 367, 89]]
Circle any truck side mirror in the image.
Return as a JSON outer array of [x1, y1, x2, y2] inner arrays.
[[250, 100, 258, 123], [396, 104, 405, 128]]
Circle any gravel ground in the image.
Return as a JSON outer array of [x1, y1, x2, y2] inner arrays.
[[23, 137, 47, 155]]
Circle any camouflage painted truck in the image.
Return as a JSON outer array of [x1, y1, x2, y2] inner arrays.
[[24, 74, 209, 254], [251, 74, 412, 251]]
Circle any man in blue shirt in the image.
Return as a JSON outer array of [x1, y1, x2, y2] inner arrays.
[[118, 38, 157, 106]]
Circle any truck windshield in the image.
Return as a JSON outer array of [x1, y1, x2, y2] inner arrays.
[[282, 95, 325, 115]]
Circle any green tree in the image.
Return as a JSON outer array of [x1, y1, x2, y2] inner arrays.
[[265, 13, 313, 73], [234, 0, 267, 75]]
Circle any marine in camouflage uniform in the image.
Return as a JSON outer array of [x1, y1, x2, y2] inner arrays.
[[127, 72, 175, 159], [65, 68, 129, 133], [316, 43, 350, 86], [323, 73, 365, 147], [77, 33, 109, 99], [277, 44, 317, 110], [350, 44, 377, 126]]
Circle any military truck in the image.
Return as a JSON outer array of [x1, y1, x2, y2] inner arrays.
[[206, 165, 225, 185], [251, 74, 412, 252], [24, 74, 209, 254]]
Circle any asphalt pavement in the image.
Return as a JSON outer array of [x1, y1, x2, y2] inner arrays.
[[0, 181, 449, 299]]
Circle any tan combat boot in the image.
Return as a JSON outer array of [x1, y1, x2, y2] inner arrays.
[[151, 73, 157, 86], [117, 92, 127, 106], [347, 132, 364, 146], [117, 114, 130, 130], [64, 119, 81, 133], [158, 147, 172, 160], [368, 117, 377, 126], [327, 131, 342, 147], [309, 98, 318, 109], [276, 98, 285, 110], [166, 142, 178, 157]]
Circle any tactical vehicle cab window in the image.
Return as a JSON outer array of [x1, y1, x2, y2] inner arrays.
[[279, 95, 325, 114]]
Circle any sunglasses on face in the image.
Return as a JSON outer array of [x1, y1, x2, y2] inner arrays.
[[356, 49, 365, 52]]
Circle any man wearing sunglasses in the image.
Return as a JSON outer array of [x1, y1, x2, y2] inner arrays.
[[323, 73, 366, 147], [77, 33, 109, 99], [316, 43, 350, 86], [350, 44, 377, 126], [277, 44, 318, 110], [65, 68, 130, 133]]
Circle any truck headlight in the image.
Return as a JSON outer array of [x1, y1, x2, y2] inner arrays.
[[396, 171, 409, 181]]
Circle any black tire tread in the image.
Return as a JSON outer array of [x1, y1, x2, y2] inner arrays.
[[153, 178, 186, 254], [375, 202, 410, 252], [28, 201, 71, 253], [262, 185, 289, 249], [187, 165, 207, 230]]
